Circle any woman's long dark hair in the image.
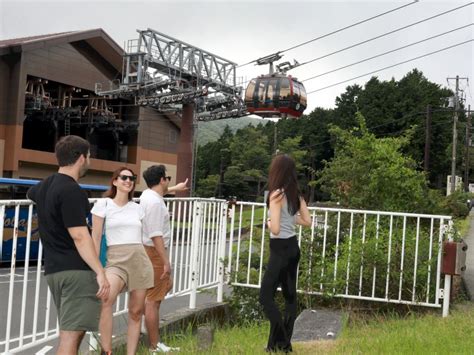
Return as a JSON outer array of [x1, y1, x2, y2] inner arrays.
[[103, 167, 137, 201], [266, 154, 301, 215]]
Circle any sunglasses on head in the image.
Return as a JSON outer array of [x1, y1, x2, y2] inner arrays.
[[118, 174, 137, 182], [165, 176, 172, 181]]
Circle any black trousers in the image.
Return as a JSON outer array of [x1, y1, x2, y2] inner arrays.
[[259, 236, 300, 352]]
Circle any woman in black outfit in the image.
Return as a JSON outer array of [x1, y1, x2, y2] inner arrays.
[[259, 154, 311, 352]]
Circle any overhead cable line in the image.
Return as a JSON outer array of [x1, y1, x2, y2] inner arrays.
[[296, 2, 474, 69], [301, 23, 473, 83], [237, 0, 419, 68], [297, 108, 457, 151], [305, 39, 473, 95], [237, 3, 473, 87]]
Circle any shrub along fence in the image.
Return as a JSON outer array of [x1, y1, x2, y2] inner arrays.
[[227, 202, 453, 317]]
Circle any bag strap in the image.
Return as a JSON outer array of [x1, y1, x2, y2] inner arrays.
[[103, 198, 108, 234]]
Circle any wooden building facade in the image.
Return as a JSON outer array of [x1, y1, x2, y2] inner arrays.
[[0, 29, 185, 191]]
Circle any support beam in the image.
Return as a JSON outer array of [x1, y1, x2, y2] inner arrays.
[[176, 103, 194, 197]]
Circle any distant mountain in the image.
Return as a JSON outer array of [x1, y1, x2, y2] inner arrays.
[[196, 116, 270, 146]]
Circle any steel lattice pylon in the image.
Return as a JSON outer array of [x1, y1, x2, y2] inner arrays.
[[95, 28, 247, 121]]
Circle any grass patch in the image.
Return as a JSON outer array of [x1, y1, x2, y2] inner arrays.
[[172, 206, 265, 232], [229, 206, 265, 231], [130, 302, 474, 354], [155, 322, 335, 354], [335, 302, 474, 354]]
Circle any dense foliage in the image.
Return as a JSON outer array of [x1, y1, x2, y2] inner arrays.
[[195, 69, 470, 217]]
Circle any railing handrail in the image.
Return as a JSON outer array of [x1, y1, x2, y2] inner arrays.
[[0, 197, 453, 353], [228, 199, 452, 316], [0, 198, 452, 220], [1, 197, 229, 353], [234, 200, 452, 220]]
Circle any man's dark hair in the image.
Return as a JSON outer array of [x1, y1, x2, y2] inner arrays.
[[55, 135, 90, 167], [143, 165, 167, 188]]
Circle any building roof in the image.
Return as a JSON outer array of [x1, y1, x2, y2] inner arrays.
[[0, 28, 124, 71], [0, 31, 76, 48]]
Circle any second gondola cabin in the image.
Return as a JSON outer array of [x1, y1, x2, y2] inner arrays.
[[245, 74, 307, 119]]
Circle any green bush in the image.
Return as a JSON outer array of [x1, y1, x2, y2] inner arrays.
[[441, 190, 473, 218], [299, 214, 443, 303], [227, 211, 450, 324]]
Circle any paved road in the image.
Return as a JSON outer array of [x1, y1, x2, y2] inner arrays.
[[462, 209, 474, 299], [12, 290, 221, 355], [0, 240, 232, 354]]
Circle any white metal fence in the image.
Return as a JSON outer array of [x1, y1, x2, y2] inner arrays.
[[0, 198, 228, 354], [0, 198, 454, 353], [226, 202, 454, 315]]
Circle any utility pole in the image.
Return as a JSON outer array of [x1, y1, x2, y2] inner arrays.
[[450, 76, 459, 194], [448, 75, 469, 194], [424, 104, 431, 173], [465, 105, 471, 192], [273, 122, 278, 155]]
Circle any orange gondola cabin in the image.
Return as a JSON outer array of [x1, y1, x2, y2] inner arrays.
[[245, 74, 307, 119]]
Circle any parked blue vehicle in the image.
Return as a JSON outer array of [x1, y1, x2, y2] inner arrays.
[[0, 177, 107, 264]]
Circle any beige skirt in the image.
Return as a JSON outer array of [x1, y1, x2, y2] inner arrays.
[[106, 244, 154, 291]]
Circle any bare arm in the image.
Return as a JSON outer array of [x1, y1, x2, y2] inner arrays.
[[91, 214, 104, 257], [68, 226, 109, 299], [268, 190, 284, 236], [295, 197, 312, 227], [151, 236, 171, 279], [167, 178, 189, 194]]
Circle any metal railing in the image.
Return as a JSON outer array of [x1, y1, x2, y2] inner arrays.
[[0, 198, 454, 353], [226, 202, 453, 315], [0, 198, 228, 354]]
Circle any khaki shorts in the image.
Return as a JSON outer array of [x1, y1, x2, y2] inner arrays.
[[106, 244, 154, 291], [46, 270, 100, 331], [145, 246, 172, 301]]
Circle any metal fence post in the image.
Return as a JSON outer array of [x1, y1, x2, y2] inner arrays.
[[88, 332, 99, 352], [217, 202, 228, 303], [442, 220, 454, 317], [5, 204, 20, 353], [189, 201, 202, 309], [226, 203, 236, 283]]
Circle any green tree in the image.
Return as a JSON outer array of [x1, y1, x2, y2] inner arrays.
[[318, 112, 433, 213], [333, 70, 455, 188], [223, 165, 249, 199], [195, 125, 234, 191], [277, 135, 307, 172], [230, 126, 271, 172], [195, 174, 219, 197]]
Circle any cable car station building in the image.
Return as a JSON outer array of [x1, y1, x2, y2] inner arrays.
[[0, 29, 183, 191]]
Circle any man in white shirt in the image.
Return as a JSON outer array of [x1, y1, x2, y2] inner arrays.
[[141, 165, 187, 353]]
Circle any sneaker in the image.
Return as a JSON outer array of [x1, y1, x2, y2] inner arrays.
[[150, 342, 180, 353]]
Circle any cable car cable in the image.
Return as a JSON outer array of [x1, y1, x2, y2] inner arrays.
[[237, 0, 420, 68], [238, 2, 472, 88], [292, 2, 474, 70], [301, 23, 473, 83], [297, 108, 458, 151], [305, 39, 473, 95], [238, 2, 472, 92]]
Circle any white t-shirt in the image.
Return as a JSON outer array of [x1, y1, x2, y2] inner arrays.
[[91, 198, 145, 246], [140, 189, 171, 248]]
